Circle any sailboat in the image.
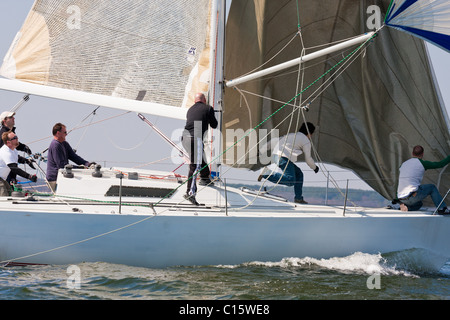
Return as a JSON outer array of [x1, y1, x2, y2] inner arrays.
[[0, 0, 448, 270]]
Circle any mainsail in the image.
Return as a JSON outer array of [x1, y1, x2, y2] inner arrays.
[[224, 0, 450, 200], [0, 0, 214, 118]]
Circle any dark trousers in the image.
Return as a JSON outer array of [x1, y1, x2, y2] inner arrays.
[[182, 134, 210, 195], [265, 155, 304, 201]]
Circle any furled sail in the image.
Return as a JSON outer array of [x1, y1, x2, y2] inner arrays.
[[385, 0, 450, 53], [0, 0, 213, 118], [224, 0, 450, 200]]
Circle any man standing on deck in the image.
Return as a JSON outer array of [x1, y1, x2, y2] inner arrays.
[[397, 145, 450, 214], [182, 93, 218, 205], [46, 123, 94, 192]]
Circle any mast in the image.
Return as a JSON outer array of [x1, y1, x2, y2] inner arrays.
[[208, 0, 226, 178]]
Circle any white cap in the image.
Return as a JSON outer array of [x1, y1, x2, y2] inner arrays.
[[0, 111, 15, 122]]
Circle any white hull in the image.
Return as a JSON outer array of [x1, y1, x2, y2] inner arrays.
[[0, 167, 449, 270]]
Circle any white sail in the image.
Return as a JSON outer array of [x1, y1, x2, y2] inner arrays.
[[0, 0, 213, 118]]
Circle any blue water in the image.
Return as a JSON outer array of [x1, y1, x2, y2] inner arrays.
[[1, 252, 448, 301]]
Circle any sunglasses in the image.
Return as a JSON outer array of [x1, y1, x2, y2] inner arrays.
[[9, 136, 18, 141]]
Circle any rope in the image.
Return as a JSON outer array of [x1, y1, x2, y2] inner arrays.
[[25, 110, 131, 147], [253, 27, 308, 206]]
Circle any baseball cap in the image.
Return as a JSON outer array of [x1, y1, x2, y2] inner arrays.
[[0, 111, 15, 122]]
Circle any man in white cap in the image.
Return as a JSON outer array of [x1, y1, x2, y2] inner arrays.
[[0, 111, 35, 176]]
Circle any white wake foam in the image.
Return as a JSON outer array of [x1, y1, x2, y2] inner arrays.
[[222, 250, 450, 276], [244, 252, 415, 276]]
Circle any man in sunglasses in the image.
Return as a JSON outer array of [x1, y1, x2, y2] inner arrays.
[[0, 111, 35, 172], [0, 131, 37, 196]]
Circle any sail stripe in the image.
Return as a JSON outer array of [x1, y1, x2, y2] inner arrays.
[[386, 0, 419, 22], [385, 0, 450, 52], [387, 24, 450, 52]]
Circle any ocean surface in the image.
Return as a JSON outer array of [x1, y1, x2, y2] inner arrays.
[[1, 251, 448, 303]]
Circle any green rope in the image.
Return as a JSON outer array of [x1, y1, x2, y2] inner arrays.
[[296, 0, 301, 30], [384, 0, 394, 23]]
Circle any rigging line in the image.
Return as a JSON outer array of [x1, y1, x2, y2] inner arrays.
[[237, 31, 301, 79], [26, 110, 132, 147], [229, 41, 369, 177], [235, 87, 254, 134], [305, 33, 372, 52], [235, 40, 369, 118], [298, 40, 377, 205], [297, 47, 372, 207], [69, 106, 99, 136], [74, 107, 99, 150], [299, 106, 359, 208], [242, 47, 309, 207], [10, 94, 30, 113], [33, 159, 53, 193], [297, 42, 369, 111], [131, 155, 178, 168], [105, 129, 153, 151], [232, 47, 360, 86], [232, 31, 367, 84], [263, 31, 308, 196], [132, 157, 187, 175]]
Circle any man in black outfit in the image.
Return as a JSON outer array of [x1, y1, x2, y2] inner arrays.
[[182, 93, 218, 205]]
